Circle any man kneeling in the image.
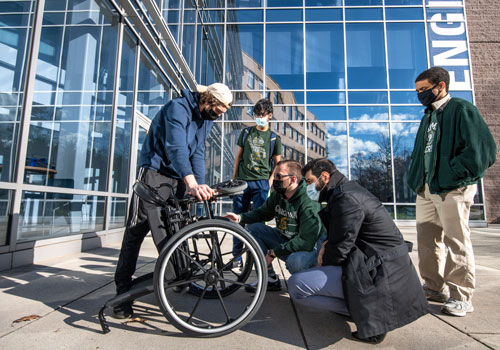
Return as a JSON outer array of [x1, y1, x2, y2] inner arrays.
[[225, 160, 325, 292], [288, 158, 428, 344]]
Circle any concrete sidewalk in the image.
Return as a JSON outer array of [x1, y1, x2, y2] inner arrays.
[[1, 226, 499, 349]]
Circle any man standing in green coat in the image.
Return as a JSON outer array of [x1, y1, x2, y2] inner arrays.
[[225, 160, 325, 292], [408, 67, 496, 317]]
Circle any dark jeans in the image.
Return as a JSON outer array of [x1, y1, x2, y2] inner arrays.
[[114, 168, 185, 295], [232, 179, 269, 258]]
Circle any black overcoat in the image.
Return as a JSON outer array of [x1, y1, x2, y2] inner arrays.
[[319, 171, 428, 338]]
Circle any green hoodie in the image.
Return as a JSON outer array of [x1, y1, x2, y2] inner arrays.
[[240, 179, 325, 258]]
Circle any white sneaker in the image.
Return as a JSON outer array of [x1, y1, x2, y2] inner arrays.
[[441, 298, 474, 317]]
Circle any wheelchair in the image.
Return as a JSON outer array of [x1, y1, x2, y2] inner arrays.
[[99, 180, 268, 337]]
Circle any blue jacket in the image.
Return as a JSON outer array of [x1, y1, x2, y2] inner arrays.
[[139, 89, 213, 184]]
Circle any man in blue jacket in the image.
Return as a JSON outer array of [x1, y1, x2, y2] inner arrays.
[[113, 83, 232, 319]]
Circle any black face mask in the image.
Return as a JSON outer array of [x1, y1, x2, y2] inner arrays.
[[201, 108, 219, 121], [417, 84, 439, 107], [272, 179, 288, 195]]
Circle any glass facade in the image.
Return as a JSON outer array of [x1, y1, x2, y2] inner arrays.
[[0, 0, 485, 252]]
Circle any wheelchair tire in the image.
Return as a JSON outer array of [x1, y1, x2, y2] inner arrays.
[[153, 219, 267, 337]]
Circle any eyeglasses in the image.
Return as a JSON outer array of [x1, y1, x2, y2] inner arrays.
[[274, 174, 293, 180]]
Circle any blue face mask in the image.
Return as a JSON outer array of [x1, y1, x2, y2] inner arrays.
[[306, 183, 320, 201], [255, 117, 268, 127]]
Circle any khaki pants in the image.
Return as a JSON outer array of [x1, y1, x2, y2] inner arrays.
[[416, 183, 476, 301]]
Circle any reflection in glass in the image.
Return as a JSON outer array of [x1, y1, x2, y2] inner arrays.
[[385, 7, 423, 20], [266, 24, 304, 89], [345, 8, 383, 21], [226, 24, 263, 90], [109, 197, 127, 229], [267, 0, 302, 6], [346, 23, 386, 89], [0, 120, 20, 182], [205, 123, 222, 185], [391, 91, 420, 104], [348, 91, 387, 104], [396, 205, 415, 220], [227, 10, 263, 22], [387, 23, 427, 89], [18, 192, 105, 241], [391, 106, 424, 121], [469, 205, 485, 221], [392, 122, 419, 203], [306, 0, 342, 5], [349, 122, 393, 202], [267, 9, 302, 22], [305, 9, 342, 21], [323, 122, 347, 175], [307, 106, 346, 121], [137, 51, 170, 118], [306, 23, 344, 89], [0, 189, 10, 246], [112, 120, 131, 193], [25, 121, 111, 192], [349, 106, 388, 120], [307, 91, 345, 104]]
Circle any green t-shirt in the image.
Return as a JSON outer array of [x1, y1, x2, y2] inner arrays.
[[424, 110, 439, 183], [236, 127, 282, 181]]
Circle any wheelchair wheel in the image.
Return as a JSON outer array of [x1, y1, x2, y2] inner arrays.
[[154, 219, 267, 337]]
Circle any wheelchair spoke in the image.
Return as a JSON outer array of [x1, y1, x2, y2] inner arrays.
[[220, 278, 247, 287], [218, 247, 249, 274], [215, 287, 231, 323], [187, 285, 208, 324], [165, 275, 204, 289], [177, 247, 208, 272]]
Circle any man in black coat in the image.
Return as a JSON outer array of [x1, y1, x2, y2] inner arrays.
[[288, 158, 428, 344]]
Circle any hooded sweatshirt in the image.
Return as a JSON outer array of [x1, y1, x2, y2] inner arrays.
[[241, 179, 325, 257]]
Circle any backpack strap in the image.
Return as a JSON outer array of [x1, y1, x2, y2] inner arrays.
[[270, 131, 277, 169], [242, 126, 252, 146]]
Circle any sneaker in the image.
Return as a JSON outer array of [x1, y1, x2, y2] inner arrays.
[[441, 298, 474, 317], [112, 302, 133, 319], [232, 260, 243, 272], [245, 275, 282, 293], [423, 284, 449, 303]]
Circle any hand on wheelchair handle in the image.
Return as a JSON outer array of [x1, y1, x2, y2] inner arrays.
[[188, 183, 215, 201]]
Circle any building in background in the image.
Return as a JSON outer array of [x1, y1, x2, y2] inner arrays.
[[0, 0, 498, 270]]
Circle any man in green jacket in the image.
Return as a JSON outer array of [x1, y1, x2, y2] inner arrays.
[[225, 159, 325, 292], [408, 67, 496, 317]]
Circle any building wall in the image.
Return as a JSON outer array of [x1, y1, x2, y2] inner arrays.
[[465, 0, 500, 223]]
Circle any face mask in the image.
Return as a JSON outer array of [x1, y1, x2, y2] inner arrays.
[[255, 117, 268, 127], [201, 108, 219, 120], [417, 84, 439, 107], [272, 179, 288, 195], [306, 183, 320, 201]]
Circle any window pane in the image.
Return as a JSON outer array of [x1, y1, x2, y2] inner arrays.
[[345, 8, 383, 21], [267, 9, 302, 22], [348, 91, 387, 104], [391, 106, 424, 121], [391, 91, 420, 104], [349, 122, 393, 202], [226, 24, 263, 90], [323, 122, 348, 175], [227, 10, 263, 22], [392, 122, 419, 203], [307, 91, 345, 104], [306, 23, 345, 89], [385, 7, 423, 20], [349, 106, 388, 120], [306, 0, 342, 6], [396, 205, 415, 220], [0, 189, 11, 246], [387, 23, 427, 89], [205, 123, 222, 185], [25, 121, 111, 192], [112, 119, 131, 193], [109, 197, 127, 229], [346, 23, 387, 89], [307, 106, 346, 121], [137, 51, 170, 118], [345, 0, 382, 5], [306, 8, 342, 21], [18, 192, 105, 241], [267, 0, 302, 6], [266, 24, 304, 89]]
